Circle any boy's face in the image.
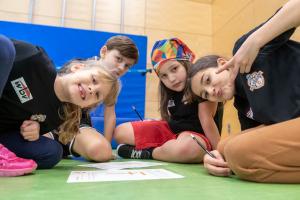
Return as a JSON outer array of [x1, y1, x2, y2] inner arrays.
[[158, 60, 187, 92], [100, 46, 136, 77], [191, 59, 235, 102], [62, 66, 112, 108]]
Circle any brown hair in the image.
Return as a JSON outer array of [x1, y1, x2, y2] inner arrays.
[[186, 55, 221, 103], [159, 60, 191, 121], [57, 59, 120, 144], [104, 35, 139, 64]]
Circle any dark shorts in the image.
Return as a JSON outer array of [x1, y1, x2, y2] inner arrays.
[[54, 120, 92, 158], [52, 131, 80, 158]]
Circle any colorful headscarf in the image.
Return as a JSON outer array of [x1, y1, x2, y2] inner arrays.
[[150, 38, 195, 74]]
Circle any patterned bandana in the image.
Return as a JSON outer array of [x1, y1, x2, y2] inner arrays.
[[150, 38, 195, 74]]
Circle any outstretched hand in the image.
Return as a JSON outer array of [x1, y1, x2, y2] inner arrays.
[[20, 120, 40, 141], [216, 36, 261, 83], [203, 150, 232, 177]]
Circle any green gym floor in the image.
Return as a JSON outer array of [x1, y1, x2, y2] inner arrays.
[[1, 158, 300, 200]]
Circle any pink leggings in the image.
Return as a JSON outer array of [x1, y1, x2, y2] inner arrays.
[[218, 117, 300, 183]]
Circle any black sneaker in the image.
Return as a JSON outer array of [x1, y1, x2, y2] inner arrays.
[[116, 144, 152, 159]]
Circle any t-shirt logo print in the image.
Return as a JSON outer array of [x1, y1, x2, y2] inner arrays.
[[246, 107, 254, 119], [168, 99, 175, 107], [246, 71, 265, 91], [11, 77, 33, 103], [30, 114, 46, 122]]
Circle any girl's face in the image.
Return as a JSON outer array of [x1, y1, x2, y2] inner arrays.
[[190, 59, 235, 102], [158, 60, 187, 92], [100, 46, 136, 77], [62, 67, 112, 108]]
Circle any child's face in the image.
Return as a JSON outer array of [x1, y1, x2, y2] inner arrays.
[[190, 60, 235, 102], [100, 47, 136, 77], [63, 67, 112, 108], [158, 60, 187, 92]]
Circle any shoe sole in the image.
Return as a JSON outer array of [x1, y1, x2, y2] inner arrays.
[[0, 164, 37, 177]]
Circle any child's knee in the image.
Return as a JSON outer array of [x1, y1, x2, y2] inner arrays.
[[86, 140, 112, 162], [114, 123, 132, 143], [223, 138, 261, 181], [174, 140, 203, 161], [0, 35, 15, 61], [36, 141, 63, 169]]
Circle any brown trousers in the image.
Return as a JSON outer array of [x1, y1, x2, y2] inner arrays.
[[218, 117, 300, 183]]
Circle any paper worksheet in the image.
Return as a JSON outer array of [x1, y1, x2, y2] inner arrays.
[[78, 161, 166, 170], [67, 169, 184, 183]]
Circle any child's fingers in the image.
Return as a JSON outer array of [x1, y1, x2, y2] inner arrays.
[[22, 131, 39, 141], [203, 152, 231, 176], [216, 58, 233, 74], [21, 120, 40, 132], [23, 124, 39, 132], [205, 163, 232, 177], [204, 153, 228, 168], [21, 120, 32, 128], [204, 151, 228, 167], [229, 63, 240, 83], [20, 130, 32, 137]]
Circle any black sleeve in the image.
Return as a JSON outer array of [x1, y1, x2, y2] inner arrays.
[[12, 39, 56, 78], [233, 8, 296, 56], [12, 39, 40, 62]]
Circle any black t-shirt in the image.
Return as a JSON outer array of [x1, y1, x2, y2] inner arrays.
[[233, 13, 300, 130], [0, 39, 63, 134], [80, 110, 93, 127], [167, 91, 204, 134]]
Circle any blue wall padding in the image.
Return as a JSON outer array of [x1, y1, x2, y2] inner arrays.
[[1, 21, 147, 148]]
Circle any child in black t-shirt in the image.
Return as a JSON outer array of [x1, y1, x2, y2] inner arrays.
[[0, 38, 120, 169], [0, 35, 38, 177], [188, 0, 300, 183], [114, 38, 222, 163], [50, 36, 139, 162]]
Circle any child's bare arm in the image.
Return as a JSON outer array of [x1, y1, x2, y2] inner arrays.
[[104, 105, 116, 142], [198, 101, 221, 149]]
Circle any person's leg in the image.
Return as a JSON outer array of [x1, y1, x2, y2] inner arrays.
[[217, 125, 264, 154], [0, 131, 62, 169], [115, 121, 176, 159], [114, 122, 153, 159], [114, 122, 136, 145], [115, 121, 211, 163], [223, 117, 300, 183], [0, 35, 15, 97], [152, 132, 208, 163], [71, 127, 113, 162]]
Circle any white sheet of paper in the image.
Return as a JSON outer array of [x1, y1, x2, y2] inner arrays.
[[78, 161, 166, 170], [67, 169, 184, 183]]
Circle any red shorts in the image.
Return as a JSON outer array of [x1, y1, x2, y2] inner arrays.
[[131, 120, 212, 150]]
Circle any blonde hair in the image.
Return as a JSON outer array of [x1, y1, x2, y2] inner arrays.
[[57, 59, 120, 144]]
